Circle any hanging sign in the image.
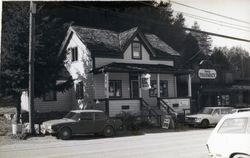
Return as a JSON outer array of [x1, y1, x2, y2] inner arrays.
[[198, 69, 217, 79], [141, 73, 151, 90]]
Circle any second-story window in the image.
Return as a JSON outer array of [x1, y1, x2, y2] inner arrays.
[[70, 47, 78, 62], [132, 42, 142, 59]]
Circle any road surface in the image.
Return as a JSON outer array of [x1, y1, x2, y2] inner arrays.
[[0, 128, 213, 158]]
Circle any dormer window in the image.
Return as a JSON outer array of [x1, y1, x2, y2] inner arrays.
[[69, 47, 78, 62], [132, 42, 142, 59]]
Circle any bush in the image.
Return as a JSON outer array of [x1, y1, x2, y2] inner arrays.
[[115, 112, 140, 131]]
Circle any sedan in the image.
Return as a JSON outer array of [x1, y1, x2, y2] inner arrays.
[[207, 111, 250, 158], [41, 110, 122, 140]]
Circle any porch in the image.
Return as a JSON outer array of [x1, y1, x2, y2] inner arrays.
[[91, 62, 193, 118]]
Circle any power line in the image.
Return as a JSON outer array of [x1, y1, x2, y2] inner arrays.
[[174, 10, 250, 30], [177, 12, 250, 33], [183, 27, 250, 42], [170, 0, 250, 25]]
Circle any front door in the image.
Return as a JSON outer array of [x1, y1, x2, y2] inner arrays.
[[131, 80, 139, 98]]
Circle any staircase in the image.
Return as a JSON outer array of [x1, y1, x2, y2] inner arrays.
[[141, 99, 178, 128]]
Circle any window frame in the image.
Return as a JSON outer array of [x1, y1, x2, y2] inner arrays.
[[149, 80, 168, 97], [43, 90, 57, 101], [109, 80, 122, 98], [70, 47, 78, 62], [131, 41, 142, 60], [76, 81, 84, 99]]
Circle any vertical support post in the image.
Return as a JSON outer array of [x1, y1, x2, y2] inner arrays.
[[104, 72, 109, 99], [188, 74, 192, 97], [29, 1, 36, 135], [0, 0, 2, 91], [104, 72, 109, 116], [138, 74, 142, 98], [174, 75, 177, 97], [157, 73, 160, 98]]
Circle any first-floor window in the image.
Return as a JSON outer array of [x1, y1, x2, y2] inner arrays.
[[76, 81, 84, 99], [44, 90, 57, 101], [149, 80, 168, 97], [160, 80, 168, 97], [109, 80, 122, 98]]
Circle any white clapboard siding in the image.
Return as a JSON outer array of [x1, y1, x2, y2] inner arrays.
[[34, 89, 73, 113], [162, 98, 190, 114], [95, 44, 174, 68], [109, 100, 140, 117], [93, 73, 105, 99]]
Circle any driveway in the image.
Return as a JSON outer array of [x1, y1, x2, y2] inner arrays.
[[0, 128, 213, 158]]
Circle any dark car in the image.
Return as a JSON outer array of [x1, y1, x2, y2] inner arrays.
[[41, 110, 122, 140]]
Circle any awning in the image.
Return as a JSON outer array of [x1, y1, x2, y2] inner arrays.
[[90, 62, 193, 74]]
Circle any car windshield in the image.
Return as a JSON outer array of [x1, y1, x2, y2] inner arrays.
[[64, 112, 80, 120], [200, 107, 213, 114], [218, 118, 248, 134]]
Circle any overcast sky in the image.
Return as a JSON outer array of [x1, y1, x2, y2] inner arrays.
[[169, 0, 250, 53]]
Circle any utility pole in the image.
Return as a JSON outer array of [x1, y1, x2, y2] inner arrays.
[[29, 1, 36, 135]]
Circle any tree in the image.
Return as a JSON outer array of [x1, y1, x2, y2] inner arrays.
[[210, 47, 230, 71], [191, 21, 212, 55], [1, 2, 72, 123]]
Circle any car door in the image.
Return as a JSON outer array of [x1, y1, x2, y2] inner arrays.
[[210, 109, 221, 124], [75, 112, 94, 134], [94, 112, 108, 133]]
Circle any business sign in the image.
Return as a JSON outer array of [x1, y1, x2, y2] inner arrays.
[[141, 73, 151, 90], [198, 69, 217, 79]]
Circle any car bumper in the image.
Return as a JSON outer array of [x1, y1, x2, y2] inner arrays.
[[41, 125, 56, 135], [185, 119, 202, 125]]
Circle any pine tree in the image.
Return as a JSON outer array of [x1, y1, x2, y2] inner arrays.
[[191, 21, 212, 55]]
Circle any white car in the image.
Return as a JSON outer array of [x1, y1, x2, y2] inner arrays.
[[185, 107, 234, 128], [232, 108, 250, 113], [207, 111, 250, 158]]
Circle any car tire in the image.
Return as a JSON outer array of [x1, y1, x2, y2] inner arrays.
[[232, 154, 250, 158], [200, 119, 209, 128], [59, 127, 72, 140], [103, 126, 115, 137]]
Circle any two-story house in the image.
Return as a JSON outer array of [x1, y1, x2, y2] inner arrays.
[[21, 26, 193, 117]]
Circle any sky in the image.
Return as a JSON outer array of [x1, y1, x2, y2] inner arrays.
[[168, 0, 250, 53]]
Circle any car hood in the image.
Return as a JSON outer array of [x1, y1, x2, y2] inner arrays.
[[186, 114, 210, 118], [42, 118, 76, 126]]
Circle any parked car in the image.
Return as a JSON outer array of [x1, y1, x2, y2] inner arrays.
[[232, 107, 250, 113], [41, 110, 122, 140], [207, 111, 250, 158], [185, 107, 234, 128]]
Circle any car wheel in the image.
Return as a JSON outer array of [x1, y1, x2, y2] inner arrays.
[[200, 119, 209, 128], [103, 126, 114, 137], [59, 127, 72, 140], [232, 154, 250, 158]]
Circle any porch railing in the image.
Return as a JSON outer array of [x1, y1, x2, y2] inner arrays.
[[141, 99, 162, 127], [158, 99, 177, 118]]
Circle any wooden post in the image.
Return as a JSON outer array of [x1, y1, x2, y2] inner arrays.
[[0, 1, 2, 91], [188, 74, 192, 97], [104, 72, 109, 98], [157, 73, 160, 98], [29, 1, 36, 135], [138, 74, 142, 98]]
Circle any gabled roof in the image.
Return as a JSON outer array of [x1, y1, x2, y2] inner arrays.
[[59, 26, 180, 58]]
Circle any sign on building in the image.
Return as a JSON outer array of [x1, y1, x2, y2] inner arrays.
[[198, 69, 217, 79], [141, 73, 151, 90]]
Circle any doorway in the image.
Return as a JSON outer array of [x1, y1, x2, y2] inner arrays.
[[130, 73, 139, 98]]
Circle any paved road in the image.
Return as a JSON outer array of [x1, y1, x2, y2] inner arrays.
[[0, 128, 213, 158]]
